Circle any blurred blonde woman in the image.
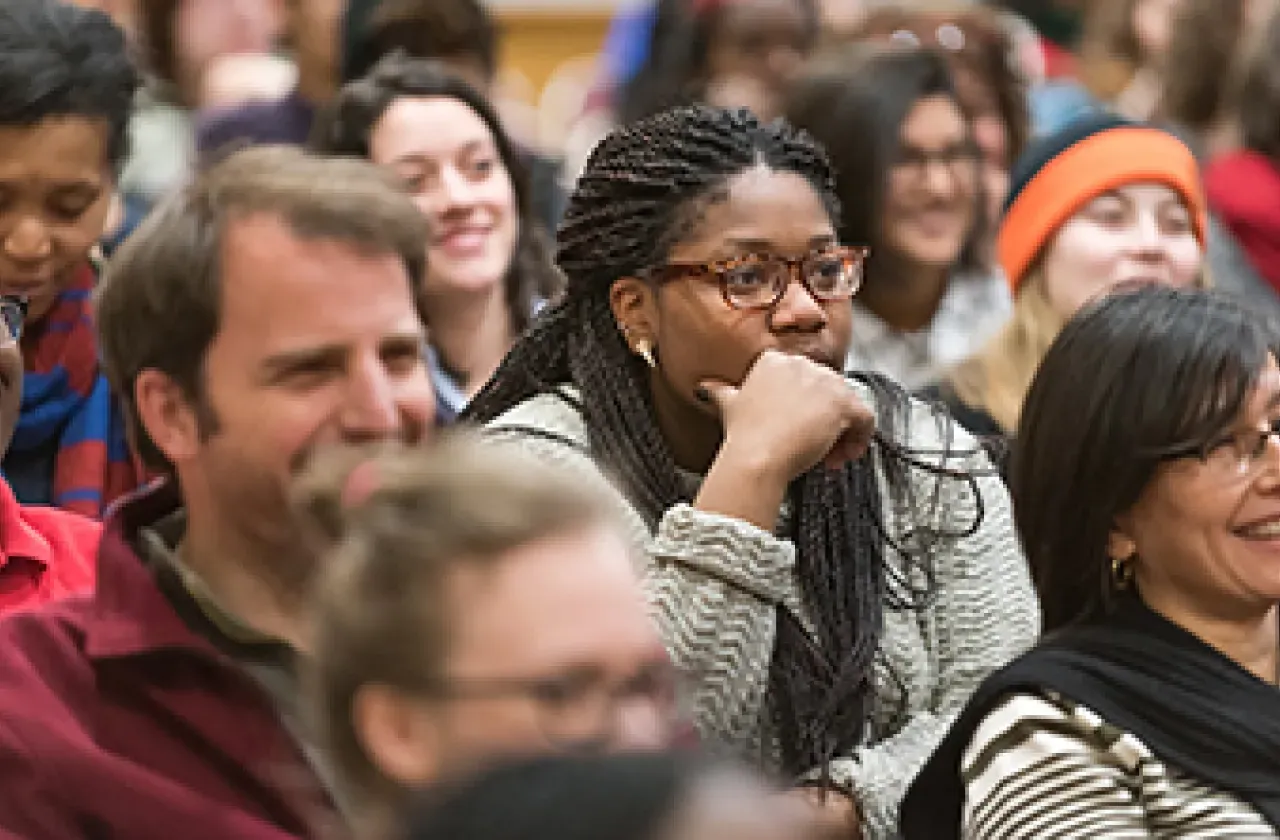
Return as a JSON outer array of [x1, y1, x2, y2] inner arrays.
[[928, 112, 1209, 445], [295, 436, 679, 840]]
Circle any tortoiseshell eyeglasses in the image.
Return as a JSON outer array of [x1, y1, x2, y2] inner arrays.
[[644, 246, 870, 311]]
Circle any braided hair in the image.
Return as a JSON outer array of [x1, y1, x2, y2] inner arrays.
[[467, 105, 973, 779]]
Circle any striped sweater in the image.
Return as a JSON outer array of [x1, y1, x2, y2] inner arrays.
[[484, 383, 1039, 839], [961, 691, 1274, 838]]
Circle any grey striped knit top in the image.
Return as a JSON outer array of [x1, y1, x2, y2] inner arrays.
[[961, 690, 1275, 838], [484, 383, 1040, 839]]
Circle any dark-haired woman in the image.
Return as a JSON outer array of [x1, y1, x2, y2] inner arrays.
[[466, 104, 1038, 837], [312, 54, 563, 423], [0, 0, 146, 515], [903, 285, 1280, 838], [788, 46, 1010, 389]]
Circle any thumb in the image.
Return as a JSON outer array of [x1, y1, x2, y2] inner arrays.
[[695, 378, 738, 414]]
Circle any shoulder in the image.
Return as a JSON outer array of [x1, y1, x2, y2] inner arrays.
[[19, 506, 100, 595], [195, 97, 298, 157], [920, 381, 1008, 443], [854, 376, 989, 473], [0, 602, 96, 831], [21, 505, 102, 549], [964, 689, 1147, 781], [483, 386, 590, 455], [0, 599, 93, 724]]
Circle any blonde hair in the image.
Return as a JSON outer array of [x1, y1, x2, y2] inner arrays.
[[292, 433, 616, 838], [1078, 0, 1145, 102], [949, 266, 1213, 434], [948, 269, 1062, 434]]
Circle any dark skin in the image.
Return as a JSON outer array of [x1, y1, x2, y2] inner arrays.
[[0, 325, 22, 456], [610, 166, 870, 836], [0, 118, 113, 325]]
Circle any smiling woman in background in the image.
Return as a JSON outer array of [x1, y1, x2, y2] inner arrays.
[[904, 285, 1280, 838], [313, 54, 562, 423], [788, 45, 1009, 389], [0, 0, 145, 516], [932, 112, 1207, 446]]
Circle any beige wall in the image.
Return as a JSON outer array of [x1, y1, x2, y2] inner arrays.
[[495, 8, 615, 97]]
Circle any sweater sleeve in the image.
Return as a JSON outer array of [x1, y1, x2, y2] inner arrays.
[[961, 692, 1151, 839], [825, 431, 1039, 838], [644, 503, 802, 756]]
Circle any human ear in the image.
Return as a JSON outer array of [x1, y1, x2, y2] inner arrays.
[[609, 276, 661, 360]]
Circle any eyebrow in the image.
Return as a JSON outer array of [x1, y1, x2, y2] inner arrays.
[[720, 234, 836, 253], [0, 177, 103, 192], [258, 345, 346, 382], [391, 139, 493, 167]]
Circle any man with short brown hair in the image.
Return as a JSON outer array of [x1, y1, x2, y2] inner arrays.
[[0, 144, 437, 839]]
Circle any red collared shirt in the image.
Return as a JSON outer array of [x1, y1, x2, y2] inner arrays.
[[0, 476, 98, 614]]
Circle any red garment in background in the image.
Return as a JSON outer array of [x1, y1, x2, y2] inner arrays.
[[1038, 36, 1078, 80], [1206, 151, 1280, 295], [0, 481, 330, 840], [0, 477, 97, 614]]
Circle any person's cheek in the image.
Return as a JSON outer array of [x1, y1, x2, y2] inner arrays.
[[1173, 239, 1205, 287]]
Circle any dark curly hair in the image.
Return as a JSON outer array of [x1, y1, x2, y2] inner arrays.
[[466, 105, 975, 780], [311, 53, 562, 335], [0, 0, 140, 175]]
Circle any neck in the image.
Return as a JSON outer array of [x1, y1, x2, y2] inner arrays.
[[858, 257, 951, 332], [181, 502, 313, 654], [1143, 589, 1279, 684], [427, 284, 514, 398], [649, 370, 723, 474]]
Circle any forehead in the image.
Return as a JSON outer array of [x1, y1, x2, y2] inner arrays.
[[901, 94, 967, 143], [1244, 356, 1280, 415], [670, 166, 834, 256], [1095, 182, 1187, 207], [370, 96, 495, 164], [0, 118, 110, 181], [215, 213, 420, 348], [446, 524, 660, 672]]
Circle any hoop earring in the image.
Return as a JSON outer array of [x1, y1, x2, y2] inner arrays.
[[1111, 555, 1135, 590], [634, 339, 656, 369]]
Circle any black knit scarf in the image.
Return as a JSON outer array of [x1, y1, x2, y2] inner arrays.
[[901, 596, 1280, 838]]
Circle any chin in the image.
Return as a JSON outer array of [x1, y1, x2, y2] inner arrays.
[[428, 264, 508, 297]]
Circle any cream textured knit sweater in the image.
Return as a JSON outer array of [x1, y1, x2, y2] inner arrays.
[[484, 383, 1039, 839]]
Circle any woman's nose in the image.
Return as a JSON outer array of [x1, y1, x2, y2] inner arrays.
[[3, 217, 51, 262]]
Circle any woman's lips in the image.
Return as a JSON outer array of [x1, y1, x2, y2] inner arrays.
[[434, 227, 491, 257]]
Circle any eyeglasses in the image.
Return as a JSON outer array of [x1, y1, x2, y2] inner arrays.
[[892, 143, 981, 183], [645, 246, 869, 311], [1162, 416, 1280, 481], [0, 296, 27, 345], [428, 660, 686, 748]]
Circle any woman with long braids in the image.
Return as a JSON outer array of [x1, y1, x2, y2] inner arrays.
[[465, 105, 1038, 838]]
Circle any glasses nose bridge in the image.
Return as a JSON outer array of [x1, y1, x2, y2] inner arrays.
[[771, 255, 822, 308]]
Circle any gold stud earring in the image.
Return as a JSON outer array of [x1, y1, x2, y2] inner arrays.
[[634, 339, 656, 369], [1111, 554, 1135, 590]]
